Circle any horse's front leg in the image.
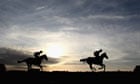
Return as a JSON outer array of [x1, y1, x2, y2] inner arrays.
[[103, 64, 106, 72], [99, 66, 103, 69], [99, 64, 105, 72]]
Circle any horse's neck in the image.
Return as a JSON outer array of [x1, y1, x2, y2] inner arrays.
[[99, 56, 104, 62], [40, 56, 45, 61], [34, 57, 42, 61]]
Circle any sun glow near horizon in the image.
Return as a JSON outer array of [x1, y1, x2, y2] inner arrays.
[[46, 45, 66, 58]]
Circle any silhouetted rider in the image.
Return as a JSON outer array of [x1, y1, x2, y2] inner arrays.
[[93, 49, 102, 61], [33, 50, 43, 59]]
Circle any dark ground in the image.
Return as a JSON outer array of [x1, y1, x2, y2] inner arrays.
[[0, 70, 139, 84]]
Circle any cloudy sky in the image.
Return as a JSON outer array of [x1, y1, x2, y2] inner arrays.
[[0, 0, 140, 71]]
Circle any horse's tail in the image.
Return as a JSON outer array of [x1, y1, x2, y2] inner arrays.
[[17, 60, 22, 63]]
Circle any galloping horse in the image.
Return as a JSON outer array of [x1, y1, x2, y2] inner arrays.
[[17, 54, 48, 71], [80, 52, 109, 72]]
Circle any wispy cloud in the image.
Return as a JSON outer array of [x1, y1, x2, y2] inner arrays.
[[36, 6, 45, 10]]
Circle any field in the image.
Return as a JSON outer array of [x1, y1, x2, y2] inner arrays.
[[0, 70, 139, 84]]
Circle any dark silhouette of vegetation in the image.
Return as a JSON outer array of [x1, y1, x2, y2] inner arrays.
[[80, 52, 109, 72], [17, 54, 48, 71]]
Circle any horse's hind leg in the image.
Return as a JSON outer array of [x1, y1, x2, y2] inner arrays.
[[89, 64, 93, 70], [89, 64, 96, 72], [27, 64, 32, 71]]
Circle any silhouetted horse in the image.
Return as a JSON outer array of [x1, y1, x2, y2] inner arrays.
[[17, 54, 48, 71], [80, 53, 108, 72]]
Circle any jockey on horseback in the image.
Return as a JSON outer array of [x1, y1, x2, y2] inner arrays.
[[33, 50, 43, 59], [93, 49, 102, 62]]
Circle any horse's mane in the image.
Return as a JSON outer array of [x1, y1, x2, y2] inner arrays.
[[101, 52, 107, 56]]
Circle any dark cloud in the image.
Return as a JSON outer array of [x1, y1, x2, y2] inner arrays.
[[1, 0, 139, 20], [0, 47, 31, 65], [0, 47, 60, 65], [41, 0, 140, 17], [1, 0, 140, 32]]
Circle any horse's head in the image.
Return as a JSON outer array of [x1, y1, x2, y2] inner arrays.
[[41, 54, 48, 61], [101, 52, 109, 59]]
